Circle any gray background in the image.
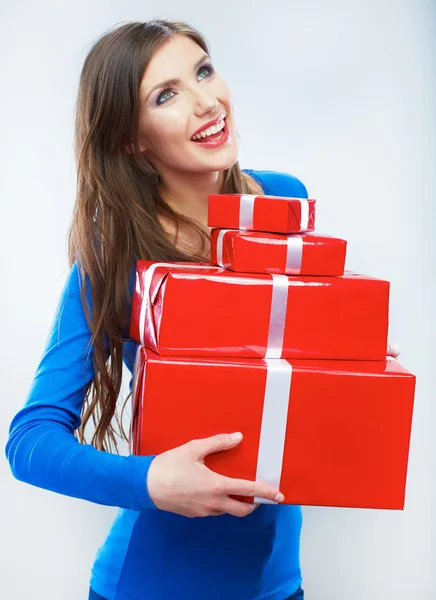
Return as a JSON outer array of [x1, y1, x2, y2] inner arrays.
[[1, 0, 435, 598]]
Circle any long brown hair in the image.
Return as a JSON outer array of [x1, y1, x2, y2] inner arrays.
[[69, 19, 254, 453]]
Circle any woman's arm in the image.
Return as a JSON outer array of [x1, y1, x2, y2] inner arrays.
[[5, 260, 157, 511]]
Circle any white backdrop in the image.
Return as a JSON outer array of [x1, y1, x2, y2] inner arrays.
[[1, 0, 435, 598]]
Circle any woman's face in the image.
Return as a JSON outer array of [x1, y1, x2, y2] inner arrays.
[[137, 35, 238, 176]]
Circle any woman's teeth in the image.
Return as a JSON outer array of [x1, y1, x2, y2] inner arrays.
[[191, 118, 225, 141]]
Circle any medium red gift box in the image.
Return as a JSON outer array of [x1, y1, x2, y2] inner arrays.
[[207, 193, 316, 233], [210, 229, 347, 276], [131, 347, 415, 510], [129, 261, 389, 360]]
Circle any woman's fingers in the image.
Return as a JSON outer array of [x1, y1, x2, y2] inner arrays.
[[218, 498, 260, 517], [220, 475, 284, 503], [387, 343, 401, 358]]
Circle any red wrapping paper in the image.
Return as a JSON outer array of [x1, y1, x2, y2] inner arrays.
[[210, 229, 347, 276], [129, 261, 389, 360], [207, 194, 316, 233], [131, 348, 415, 510]]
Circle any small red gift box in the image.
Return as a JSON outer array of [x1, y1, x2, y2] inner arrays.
[[210, 229, 347, 276], [131, 347, 415, 510], [207, 194, 316, 233], [129, 261, 389, 360]]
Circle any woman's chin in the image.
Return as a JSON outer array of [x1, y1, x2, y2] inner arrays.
[[190, 146, 239, 173]]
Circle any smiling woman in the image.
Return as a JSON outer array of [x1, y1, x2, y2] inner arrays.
[[5, 17, 309, 600], [136, 35, 237, 169], [129, 29, 266, 257], [132, 33, 245, 232]]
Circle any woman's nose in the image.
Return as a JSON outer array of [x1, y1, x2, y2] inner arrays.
[[193, 88, 220, 116]]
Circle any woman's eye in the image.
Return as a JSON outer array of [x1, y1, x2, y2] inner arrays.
[[155, 64, 215, 105], [198, 64, 214, 79], [156, 88, 175, 105]]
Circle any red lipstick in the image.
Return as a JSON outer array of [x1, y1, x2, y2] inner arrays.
[[191, 113, 226, 137], [190, 117, 230, 149]]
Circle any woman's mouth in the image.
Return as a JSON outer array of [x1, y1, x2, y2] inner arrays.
[[190, 117, 230, 149]]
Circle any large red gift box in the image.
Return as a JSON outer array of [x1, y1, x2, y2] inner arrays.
[[131, 347, 415, 510], [210, 229, 347, 276], [207, 194, 316, 233], [129, 261, 389, 360]]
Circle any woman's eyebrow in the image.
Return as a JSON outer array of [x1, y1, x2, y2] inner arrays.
[[144, 53, 210, 101]]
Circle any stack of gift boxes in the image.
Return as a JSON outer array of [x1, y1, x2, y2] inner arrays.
[[129, 193, 416, 510]]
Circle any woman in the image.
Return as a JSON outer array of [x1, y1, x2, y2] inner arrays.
[[5, 18, 399, 600]]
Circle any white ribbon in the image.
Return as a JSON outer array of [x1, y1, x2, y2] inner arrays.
[[254, 358, 293, 503], [299, 200, 310, 231], [216, 229, 232, 267], [265, 275, 289, 358], [285, 235, 304, 274], [138, 263, 288, 357], [239, 195, 256, 229], [238, 195, 310, 232], [138, 262, 223, 346]]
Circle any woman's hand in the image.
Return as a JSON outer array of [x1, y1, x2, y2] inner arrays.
[[146, 432, 283, 518], [387, 343, 401, 358]]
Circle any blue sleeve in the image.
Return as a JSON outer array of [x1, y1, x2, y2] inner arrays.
[[5, 260, 157, 511], [243, 169, 309, 199], [273, 171, 309, 199]]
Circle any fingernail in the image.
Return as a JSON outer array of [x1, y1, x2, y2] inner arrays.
[[274, 492, 285, 502], [231, 432, 243, 441]]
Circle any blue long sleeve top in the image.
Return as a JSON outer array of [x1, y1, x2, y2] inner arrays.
[[6, 169, 309, 600]]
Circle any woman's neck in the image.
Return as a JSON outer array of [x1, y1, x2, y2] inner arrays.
[[158, 169, 224, 226]]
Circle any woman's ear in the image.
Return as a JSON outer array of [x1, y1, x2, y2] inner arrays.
[[125, 141, 147, 155]]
